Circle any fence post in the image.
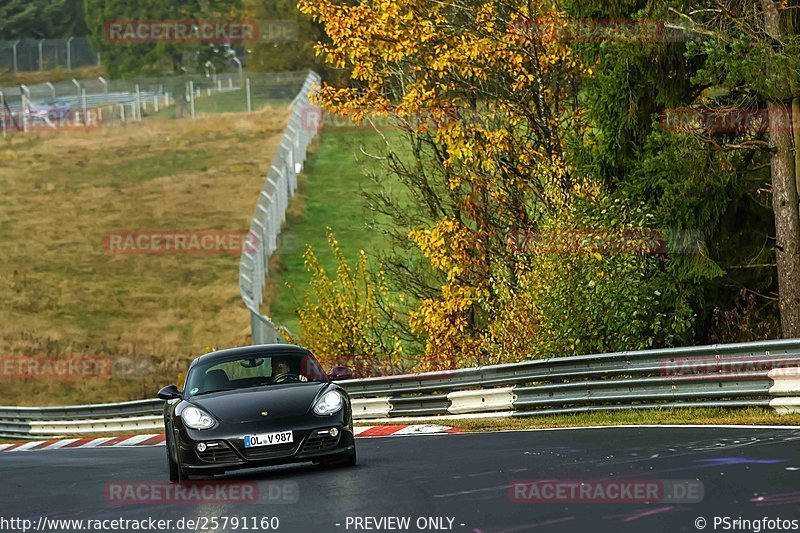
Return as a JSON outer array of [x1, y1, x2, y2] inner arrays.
[[45, 82, 55, 100], [81, 89, 87, 126], [0, 91, 5, 138], [12, 40, 19, 74], [71, 78, 81, 103], [188, 81, 195, 118], [98, 77, 108, 104], [233, 57, 243, 88], [250, 311, 281, 344], [38, 39, 45, 71], [66, 37, 74, 70], [204, 61, 216, 83], [246, 78, 252, 113], [135, 84, 141, 120], [20, 87, 29, 132]]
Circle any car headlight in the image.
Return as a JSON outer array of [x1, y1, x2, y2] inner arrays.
[[314, 390, 344, 415], [181, 406, 215, 429]]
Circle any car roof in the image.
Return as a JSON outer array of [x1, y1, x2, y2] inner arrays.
[[189, 344, 313, 368]]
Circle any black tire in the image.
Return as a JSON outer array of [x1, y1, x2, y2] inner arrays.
[[321, 448, 357, 468], [167, 445, 185, 483]]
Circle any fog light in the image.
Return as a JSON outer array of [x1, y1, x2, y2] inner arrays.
[[196, 442, 207, 452], [329, 427, 339, 437]]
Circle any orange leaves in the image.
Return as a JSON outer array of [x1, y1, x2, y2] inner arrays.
[[408, 218, 473, 279], [299, 0, 594, 371]]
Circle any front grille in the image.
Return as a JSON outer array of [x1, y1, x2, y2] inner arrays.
[[196, 441, 240, 464], [302, 431, 340, 453], [240, 442, 299, 460]]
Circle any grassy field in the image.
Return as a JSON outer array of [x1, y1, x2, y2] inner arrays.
[[444, 407, 800, 431], [0, 66, 105, 87], [2, 407, 795, 443], [0, 105, 290, 405], [264, 125, 398, 335]]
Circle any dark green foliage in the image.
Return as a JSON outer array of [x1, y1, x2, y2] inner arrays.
[[562, 0, 780, 346], [0, 0, 88, 39], [83, 0, 241, 77]]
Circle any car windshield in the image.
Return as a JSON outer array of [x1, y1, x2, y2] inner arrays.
[[184, 352, 328, 396]]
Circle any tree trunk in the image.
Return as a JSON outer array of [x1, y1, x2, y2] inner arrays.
[[764, 0, 800, 337]]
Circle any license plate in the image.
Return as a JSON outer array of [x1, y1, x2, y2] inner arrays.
[[243, 430, 293, 448]]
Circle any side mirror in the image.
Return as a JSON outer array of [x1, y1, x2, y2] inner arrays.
[[327, 366, 353, 380], [157, 384, 182, 400]]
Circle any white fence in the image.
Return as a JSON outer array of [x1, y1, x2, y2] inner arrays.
[[239, 71, 321, 343], [0, 71, 310, 136]]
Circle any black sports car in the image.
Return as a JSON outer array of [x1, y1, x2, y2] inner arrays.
[[157, 344, 356, 482]]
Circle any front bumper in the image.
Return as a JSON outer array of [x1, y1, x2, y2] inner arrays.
[[174, 422, 355, 473]]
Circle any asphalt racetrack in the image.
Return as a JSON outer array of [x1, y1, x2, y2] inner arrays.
[[2, 427, 799, 533]]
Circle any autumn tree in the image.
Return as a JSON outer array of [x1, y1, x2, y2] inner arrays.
[[299, 0, 593, 368], [289, 229, 403, 376]]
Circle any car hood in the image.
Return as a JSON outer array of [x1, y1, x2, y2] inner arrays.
[[188, 382, 329, 423]]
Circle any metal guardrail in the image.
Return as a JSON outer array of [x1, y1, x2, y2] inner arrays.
[[238, 71, 321, 344], [2, 339, 800, 438]]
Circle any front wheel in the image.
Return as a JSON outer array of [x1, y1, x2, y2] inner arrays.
[[168, 447, 185, 483]]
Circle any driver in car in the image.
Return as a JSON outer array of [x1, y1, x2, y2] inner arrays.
[[272, 357, 307, 382]]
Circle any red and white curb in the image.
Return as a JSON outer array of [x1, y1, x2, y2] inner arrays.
[[0, 424, 458, 453]]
